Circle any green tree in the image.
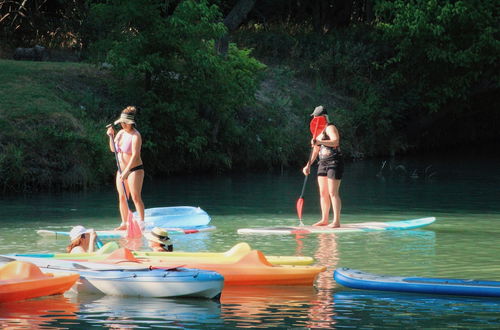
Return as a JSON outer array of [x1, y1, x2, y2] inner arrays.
[[375, 0, 499, 146], [88, 0, 265, 173]]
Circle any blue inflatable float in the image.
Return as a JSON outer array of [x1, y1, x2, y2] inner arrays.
[[138, 206, 211, 229]]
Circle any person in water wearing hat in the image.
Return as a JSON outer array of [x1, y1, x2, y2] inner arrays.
[[302, 105, 344, 228], [66, 225, 99, 253], [145, 227, 173, 252], [106, 106, 145, 231]]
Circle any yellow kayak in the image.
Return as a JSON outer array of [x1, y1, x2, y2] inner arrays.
[[78, 248, 326, 286], [31, 242, 314, 266]]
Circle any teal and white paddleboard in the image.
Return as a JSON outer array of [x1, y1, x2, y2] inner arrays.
[[237, 217, 435, 235], [37, 225, 216, 239]]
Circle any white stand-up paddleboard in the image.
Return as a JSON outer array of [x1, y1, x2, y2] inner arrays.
[[37, 225, 216, 239], [36, 206, 215, 239], [237, 217, 435, 235]]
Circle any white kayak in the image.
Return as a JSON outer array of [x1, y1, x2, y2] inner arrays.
[[237, 217, 435, 235], [37, 225, 216, 240], [77, 267, 223, 299], [0, 255, 223, 299]]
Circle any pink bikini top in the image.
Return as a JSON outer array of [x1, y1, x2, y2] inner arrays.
[[116, 131, 133, 154]]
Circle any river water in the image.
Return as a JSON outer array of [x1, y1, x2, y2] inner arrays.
[[1, 154, 499, 329]]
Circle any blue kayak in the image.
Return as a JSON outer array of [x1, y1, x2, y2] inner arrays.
[[334, 268, 500, 297], [140, 206, 211, 228]]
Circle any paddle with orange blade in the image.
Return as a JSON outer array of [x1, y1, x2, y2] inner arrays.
[[296, 116, 327, 226], [106, 124, 142, 239]]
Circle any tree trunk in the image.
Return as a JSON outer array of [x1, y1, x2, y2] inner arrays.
[[331, 0, 354, 28], [144, 71, 152, 92], [216, 0, 257, 56], [365, 0, 374, 23]]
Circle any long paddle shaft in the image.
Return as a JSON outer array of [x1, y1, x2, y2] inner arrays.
[[296, 116, 327, 225]]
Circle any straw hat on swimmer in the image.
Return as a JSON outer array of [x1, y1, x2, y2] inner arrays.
[[145, 227, 174, 252]]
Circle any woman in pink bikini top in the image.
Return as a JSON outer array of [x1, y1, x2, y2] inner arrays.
[[106, 106, 145, 230]]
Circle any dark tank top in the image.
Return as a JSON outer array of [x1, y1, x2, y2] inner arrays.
[[318, 124, 342, 163]]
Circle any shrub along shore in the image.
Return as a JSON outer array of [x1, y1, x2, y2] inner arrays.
[[0, 0, 498, 192]]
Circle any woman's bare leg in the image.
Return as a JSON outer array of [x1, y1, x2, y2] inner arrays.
[[114, 172, 128, 230], [327, 179, 342, 228], [128, 170, 145, 222], [313, 176, 330, 226]]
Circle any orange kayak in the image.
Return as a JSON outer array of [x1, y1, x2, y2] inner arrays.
[[92, 248, 326, 286], [0, 261, 79, 303]]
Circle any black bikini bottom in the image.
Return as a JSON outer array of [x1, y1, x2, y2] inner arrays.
[[129, 164, 144, 173]]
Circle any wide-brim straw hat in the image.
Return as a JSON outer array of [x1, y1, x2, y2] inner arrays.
[[145, 227, 171, 245], [114, 113, 136, 125]]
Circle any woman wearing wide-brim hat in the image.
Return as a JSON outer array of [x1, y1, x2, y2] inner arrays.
[[66, 225, 98, 253], [145, 227, 173, 252], [302, 105, 344, 228], [106, 106, 145, 230]]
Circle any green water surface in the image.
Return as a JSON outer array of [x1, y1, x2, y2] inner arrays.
[[0, 155, 499, 328]]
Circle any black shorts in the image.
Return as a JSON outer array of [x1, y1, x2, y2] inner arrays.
[[317, 159, 344, 180]]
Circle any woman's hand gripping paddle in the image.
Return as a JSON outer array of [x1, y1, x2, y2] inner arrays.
[[106, 124, 142, 239], [296, 116, 327, 226]]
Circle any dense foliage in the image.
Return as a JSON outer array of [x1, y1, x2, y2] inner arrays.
[[0, 0, 498, 191], [85, 0, 266, 174], [233, 0, 499, 156], [375, 0, 499, 149]]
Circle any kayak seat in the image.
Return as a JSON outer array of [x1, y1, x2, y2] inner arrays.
[[238, 250, 274, 267], [105, 248, 140, 263], [0, 261, 48, 280], [224, 242, 251, 258], [96, 241, 120, 255]]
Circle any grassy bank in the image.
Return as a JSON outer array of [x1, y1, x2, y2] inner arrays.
[[0, 59, 324, 193], [0, 60, 119, 192]]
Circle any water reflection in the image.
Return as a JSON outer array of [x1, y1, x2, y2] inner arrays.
[[0, 295, 79, 329], [220, 286, 316, 328], [306, 233, 339, 328], [217, 233, 342, 328], [77, 294, 222, 328], [333, 290, 500, 328]]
